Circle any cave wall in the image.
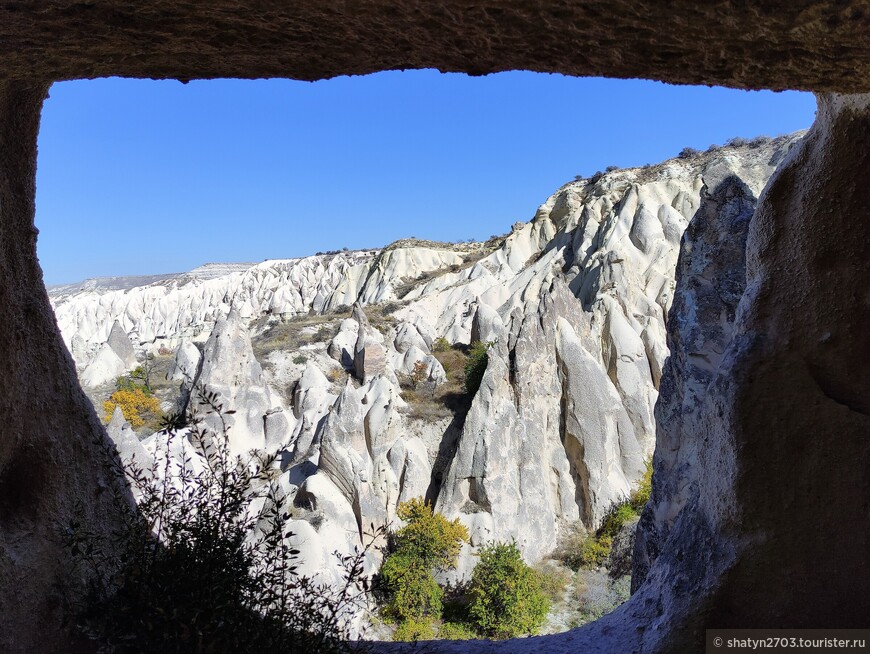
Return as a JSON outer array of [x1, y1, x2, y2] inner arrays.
[[0, 80, 131, 652], [632, 92, 870, 641], [693, 93, 870, 626], [0, 2, 869, 652]]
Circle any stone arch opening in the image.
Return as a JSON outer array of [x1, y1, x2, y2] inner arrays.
[[1, 4, 869, 652]]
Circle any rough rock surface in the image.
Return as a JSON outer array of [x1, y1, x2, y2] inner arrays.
[[51, 138, 801, 591], [0, 3, 867, 93], [106, 320, 137, 368], [168, 340, 201, 382], [105, 405, 152, 471], [632, 166, 769, 589], [328, 318, 359, 369], [606, 516, 639, 581], [352, 303, 387, 382], [388, 321, 446, 385], [193, 309, 289, 453], [79, 341, 127, 388], [49, 247, 468, 356], [52, 251, 373, 350], [435, 279, 646, 572]]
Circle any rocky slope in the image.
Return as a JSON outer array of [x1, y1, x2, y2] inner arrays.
[[50, 134, 802, 596]]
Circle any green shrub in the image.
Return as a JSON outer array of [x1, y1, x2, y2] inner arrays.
[[467, 542, 549, 639], [578, 534, 613, 568], [630, 458, 653, 511], [380, 552, 444, 621], [393, 617, 436, 642], [562, 506, 631, 571], [393, 497, 469, 569], [556, 459, 653, 571], [292, 354, 308, 365], [115, 372, 151, 395], [432, 336, 451, 353], [379, 498, 468, 625], [599, 503, 638, 541], [128, 365, 152, 390], [464, 341, 491, 397], [438, 621, 478, 640]]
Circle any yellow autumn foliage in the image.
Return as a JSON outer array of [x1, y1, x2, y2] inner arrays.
[[104, 387, 161, 429]]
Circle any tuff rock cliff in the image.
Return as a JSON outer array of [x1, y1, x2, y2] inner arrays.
[[50, 134, 802, 593]]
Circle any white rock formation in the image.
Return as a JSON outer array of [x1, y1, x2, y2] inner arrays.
[[388, 320, 446, 385], [191, 308, 291, 454], [168, 341, 201, 382], [105, 405, 152, 470], [50, 247, 468, 354], [106, 320, 137, 369], [327, 318, 359, 369], [351, 303, 387, 382], [55, 135, 802, 592], [80, 343, 127, 388]]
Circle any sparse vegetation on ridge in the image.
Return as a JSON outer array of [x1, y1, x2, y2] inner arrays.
[[463, 340, 491, 397]]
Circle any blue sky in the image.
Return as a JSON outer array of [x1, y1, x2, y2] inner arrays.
[[35, 71, 816, 285]]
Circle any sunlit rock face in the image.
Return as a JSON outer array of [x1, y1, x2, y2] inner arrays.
[[53, 137, 801, 593], [193, 308, 290, 454], [421, 136, 800, 575]]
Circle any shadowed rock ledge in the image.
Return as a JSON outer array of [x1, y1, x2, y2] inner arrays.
[[0, 2, 867, 92]]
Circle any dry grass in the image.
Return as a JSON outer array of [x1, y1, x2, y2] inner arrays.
[[394, 267, 456, 299], [251, 315, 339, 360], [326, 368, 346, 384], [533, 561, 573, 605], [400, 388, 453, 420], [569, 571, 631, 627], [400, 345, 472, 421], [551, 521, 592, 571]]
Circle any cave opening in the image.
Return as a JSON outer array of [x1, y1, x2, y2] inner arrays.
[[29, 72, 818, 648], [1, 4, 868, 650]]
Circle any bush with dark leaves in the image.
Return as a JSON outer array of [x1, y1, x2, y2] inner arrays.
[[63, 381, 376, 654]]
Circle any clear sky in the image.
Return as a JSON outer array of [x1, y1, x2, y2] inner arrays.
[[35, 71, 816, 285]]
